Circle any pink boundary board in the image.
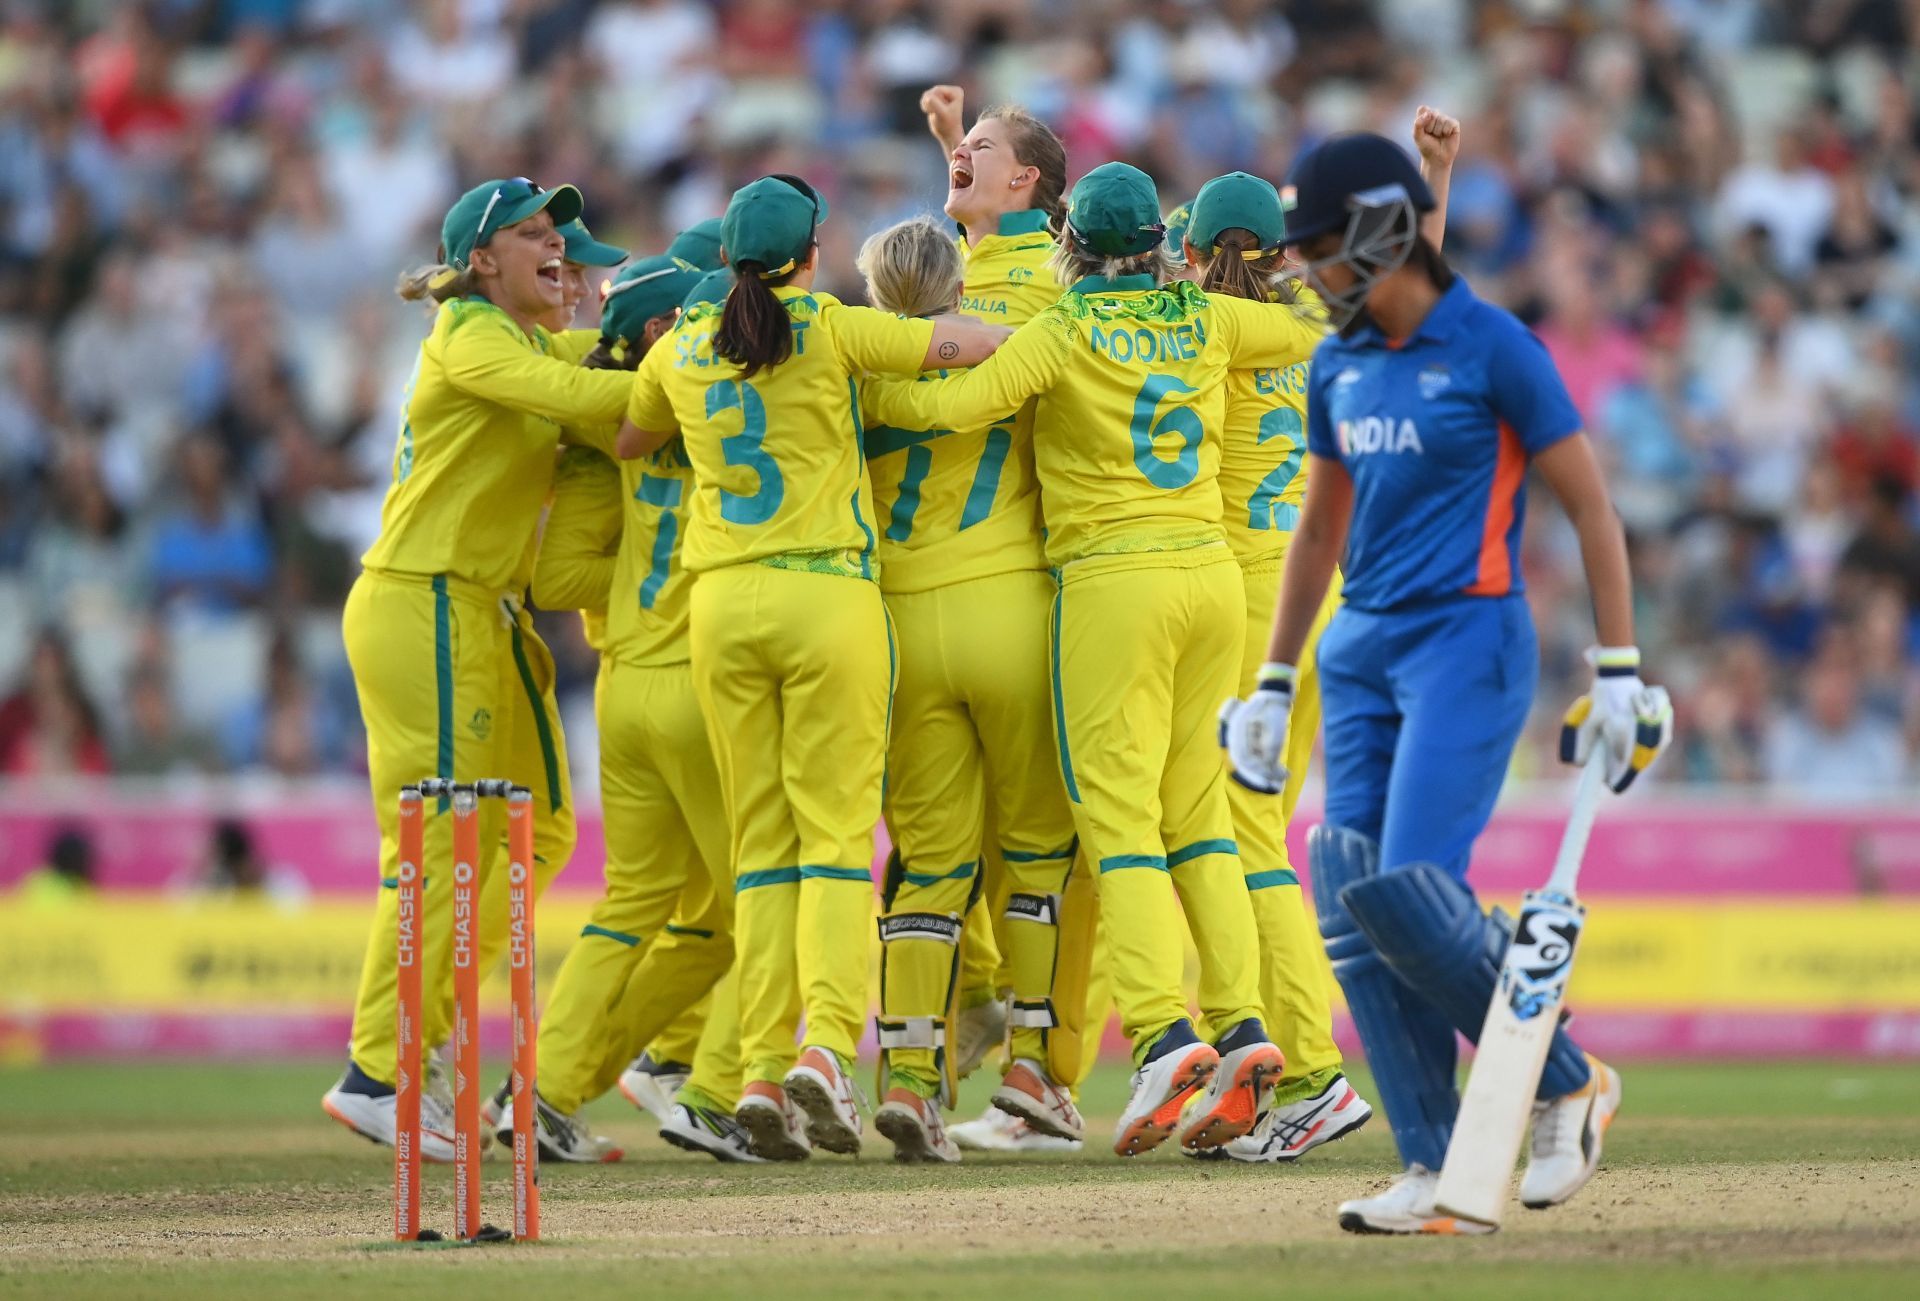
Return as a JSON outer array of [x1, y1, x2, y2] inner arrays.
[[12, 1009, 1920, 1062], [3, 785, 1920, 896]]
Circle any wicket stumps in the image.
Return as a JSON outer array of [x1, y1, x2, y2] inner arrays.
[[393, 778, 540, 1244]]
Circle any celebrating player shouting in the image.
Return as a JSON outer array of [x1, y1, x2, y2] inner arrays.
[[322, 179, 632, 1152]]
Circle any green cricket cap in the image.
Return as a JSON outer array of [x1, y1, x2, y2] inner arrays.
[[668, 218, 725, 271], [681, 267, 735, 312], [560, 216, 629, 268], [1189, 171, 1286, 254], [1163, 201, 1194, 266], [1066, 162, 1166, 258], [600, 255, 701, 344], [720, 174, 829, 278], [440, 177, 583, 271]]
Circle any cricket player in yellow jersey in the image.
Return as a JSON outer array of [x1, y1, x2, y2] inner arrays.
[[512, 255, 765, 1163], [615, 175, 1009, 1160], [1180, 174, 1366, 1163], [606, 269, 741, 1132], [863, 162, 1322, 1158], [470, 210, 628, 1152], [919, 87, 1107, 1153], [321, 179, 633, 1155], [853, 218, 1083, 1163], [1190, 112, 1461, 1163]]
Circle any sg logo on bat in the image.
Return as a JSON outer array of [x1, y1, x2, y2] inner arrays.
[[1499, 895, 1586, 1023]]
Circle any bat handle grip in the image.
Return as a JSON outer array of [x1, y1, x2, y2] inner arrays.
[[1544, 748, 1608, 897]]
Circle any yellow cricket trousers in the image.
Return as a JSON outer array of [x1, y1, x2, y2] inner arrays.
[[1226, 551, 1345, 1093], [1051, 544, 1263, 1062], [345, 571, 569, 1082], [691, 565, 891, 1087], [878, 568, 1082, 1097], [537, 657, 732, 1113]]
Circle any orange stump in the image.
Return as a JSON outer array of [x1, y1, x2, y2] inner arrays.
[[392, 786, 424, 1242], [449, 783, 482, 1241], [507, 789, 540, 1241], [391, 778, 538, 1245]]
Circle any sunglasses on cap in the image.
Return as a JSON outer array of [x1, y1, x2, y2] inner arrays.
[[476, 177, 544, 245]]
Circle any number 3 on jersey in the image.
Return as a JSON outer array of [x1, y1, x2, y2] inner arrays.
[[1248, 406, 1304, 532], [705, 379, 784, 524], [1130, 374, 1203, 489]]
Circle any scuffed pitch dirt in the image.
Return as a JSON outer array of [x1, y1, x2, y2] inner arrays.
[[6, 1157, 1918, 1269]]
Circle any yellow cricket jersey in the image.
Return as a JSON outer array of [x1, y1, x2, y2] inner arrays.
[[604, 438, 698, 667], [362, 297, 631, 594], [860, 374, 1045, 595], [957, 209, 1064, 323], [856, 211, 1064, 594], [625, 288, 934, 579], [867, 277, 1322, 568], [1217, 285, 1327, 564], [532, 444, 623, 651]]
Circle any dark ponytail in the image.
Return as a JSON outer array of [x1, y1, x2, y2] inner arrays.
[[714, 258, 802, 378], [1195, 226, 1303, 307], [1198, 228, 1271, 302]]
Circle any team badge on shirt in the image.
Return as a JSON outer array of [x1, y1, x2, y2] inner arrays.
[[1418, 366, 1452, 400]]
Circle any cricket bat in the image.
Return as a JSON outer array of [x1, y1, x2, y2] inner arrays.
[[1433, 749, 1609, 1228]]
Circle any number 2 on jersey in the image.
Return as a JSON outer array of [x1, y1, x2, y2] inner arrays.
[[1248, 406, 1305, 531], [1129, 374, 1203, 489], [705, 379, 784, 524]]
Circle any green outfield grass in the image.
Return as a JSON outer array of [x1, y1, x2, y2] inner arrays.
[[3, 1060, 1918, 1299]]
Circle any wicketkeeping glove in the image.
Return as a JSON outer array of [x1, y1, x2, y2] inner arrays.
[[1218, 662, 1297, 795], [1559, 646, 1674, 794]]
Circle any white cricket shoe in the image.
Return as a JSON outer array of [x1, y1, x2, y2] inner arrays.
[[954, 997, 1008, 1077], [1520, 1057, 1622, 1209], [1338, 1165, 1496, 1236], [874, 1088, 962, 1164], [1178, 1036, 1284, 1153], [784, 1046, 865, 1155], [618, 1052, 691, 1125], [1114, 1037, 1217, 1157], [1221, 1073, 1373, 1163], [950, 1105, 1083, 1153], [661, 1098, 768, 1164], [495, 1092, 623, 1163], [735, 1081, 812, 1161], [321, 1072, 455, 1163], [991, 1059, 1085, 1142]]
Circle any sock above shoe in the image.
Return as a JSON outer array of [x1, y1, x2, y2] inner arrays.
[[336, 1058, 395, 1098], [1141, 1018, 1202, 1066], [1213, 1017, 1270, 1055]]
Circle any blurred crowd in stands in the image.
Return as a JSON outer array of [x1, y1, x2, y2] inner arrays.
[[0, 0, 1916, 798]]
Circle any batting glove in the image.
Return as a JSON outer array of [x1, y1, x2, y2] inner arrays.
[[1559, 646, 1674, 794], [1218, 662, 1297, 795]]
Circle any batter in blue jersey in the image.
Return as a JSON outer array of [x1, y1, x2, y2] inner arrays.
[[1221, 134, 1673, 1237]]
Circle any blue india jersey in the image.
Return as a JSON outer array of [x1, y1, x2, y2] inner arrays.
[[1305, 278, 1582, 611]]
